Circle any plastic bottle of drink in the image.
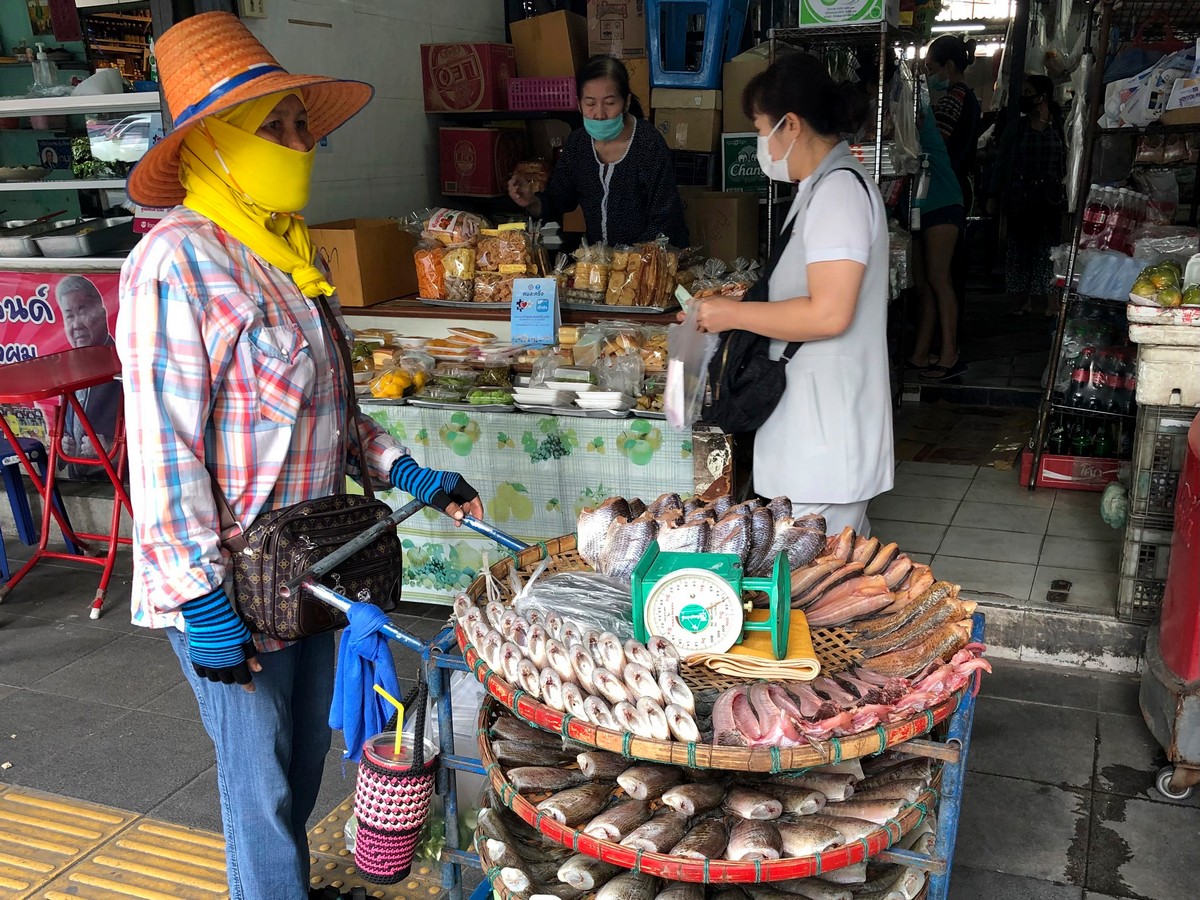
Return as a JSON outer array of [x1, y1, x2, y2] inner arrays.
[[1088, 350, 1116, 411], [1080, 184, 1108, 249], [1111, 189, 1135, 254], [1121, 364, 1138, 416], [1066, 347, 1094, 407]]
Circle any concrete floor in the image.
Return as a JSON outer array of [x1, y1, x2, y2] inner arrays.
[[0, 538, 1196, 900]]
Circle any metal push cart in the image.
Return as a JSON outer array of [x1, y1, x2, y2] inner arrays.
[[300, 503, 984, 900]]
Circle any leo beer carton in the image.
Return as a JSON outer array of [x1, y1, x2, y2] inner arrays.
[[421, 43, 515, 113]]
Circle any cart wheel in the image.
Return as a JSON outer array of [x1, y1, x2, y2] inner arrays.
[[1156, 766, 1194, 801]]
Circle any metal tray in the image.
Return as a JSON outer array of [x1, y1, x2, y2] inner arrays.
[[408, 398, 514, 413], [560, 300, 680, 315], [0, 217, 73, 258], [34, 216, 135, 258], [418, 297, 510, 310]]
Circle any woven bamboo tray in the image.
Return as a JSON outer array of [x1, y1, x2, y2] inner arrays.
[[458, 537, 968, 772], [477, 698, 939, 883]]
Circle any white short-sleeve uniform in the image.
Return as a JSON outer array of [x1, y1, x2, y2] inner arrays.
[[752, 143, 894, 532]]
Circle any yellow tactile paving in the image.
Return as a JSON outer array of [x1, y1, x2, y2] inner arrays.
[[0, 786, 449, 900], [307, 797, 443, 900], [0, 785, 137, 899], [36, 820, 229, 899]]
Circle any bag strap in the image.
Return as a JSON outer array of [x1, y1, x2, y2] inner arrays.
[[208, 295, 376, 553], [311, 294, 376, 504], [772, 162, 872, 366], [385, 675, 430, 769]]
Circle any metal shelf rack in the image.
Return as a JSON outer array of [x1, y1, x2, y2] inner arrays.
[[1028, 0, 1200, 487]]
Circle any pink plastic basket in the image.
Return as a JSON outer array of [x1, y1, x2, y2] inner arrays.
[[506, 77, 577, 112]]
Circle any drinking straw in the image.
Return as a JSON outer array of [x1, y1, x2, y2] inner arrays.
[[373, 684, 405, 756]]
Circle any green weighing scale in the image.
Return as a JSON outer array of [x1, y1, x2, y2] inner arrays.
[[631, 543, 792, 660]]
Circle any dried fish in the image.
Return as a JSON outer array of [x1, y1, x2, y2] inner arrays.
[[593, 667, 632, 706], [491, 714, 561, 747], [669, 818, 729, 859], [624, 639, 655, 670], [661, 781, 727, 817], [617, 765, 682, 801], [774, 819, 845, 856], [535, 783, 613, 827], [723, 786, 783, 820], [761, 782, 827, 816], [598, 631, 627, 674], [558, 854, 621, 891], [596, 872, 659, 900], [577, 750, 631, 780], [726, 818, 782, 861], [657, 671, 695, 714], [624, 662, 665, 705], [620, 811, 689, 853], [613, 700, 654, 738], [817, 797, 907, 826], [562, 682, 589, 721], [492, 741, 577, 768], [860, 620, 971, 679], [578, 498, 631, 565], [540, 667, 565, 711], [583, 696, 618, 730], [582, 798, 653, 841], [637, 697, 671, 741], [508, 767, 590, 793], [647, 636, 682, 676]]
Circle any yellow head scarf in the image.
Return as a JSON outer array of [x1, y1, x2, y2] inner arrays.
[[179, 90, 334, 299]]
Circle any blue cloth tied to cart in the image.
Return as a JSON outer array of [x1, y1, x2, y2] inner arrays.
[[329, 601, 402, 763]]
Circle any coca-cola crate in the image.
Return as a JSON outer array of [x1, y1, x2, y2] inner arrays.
[[1131, 404, 1200, 528], [1019, 449, 1127, 491], [1117, 516, 1174, 624], [506, 77, 576, 112]]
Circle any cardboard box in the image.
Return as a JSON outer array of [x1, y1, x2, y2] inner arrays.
[[510, 11, 588, 78], [439, 127, 528, 197], [588, 0, 647, 58], [680, 190, 760, 263], [654, 89, 722, 152], [421, 43, 515, 113], [721, 133, 767, 193], [722, 43, 770, 134], [798, 0, 899, 27], [625, 57, 651, 112], [310, 219, 417, 307]]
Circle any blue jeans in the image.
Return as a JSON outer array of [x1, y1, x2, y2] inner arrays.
[[167, 628, 335, 900]]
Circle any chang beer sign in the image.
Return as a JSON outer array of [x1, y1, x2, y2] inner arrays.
[[798, 0, 899, 26], [721, 133, 767, 194]]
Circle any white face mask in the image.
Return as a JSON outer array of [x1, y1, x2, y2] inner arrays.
[[757, 116, 797, 183]]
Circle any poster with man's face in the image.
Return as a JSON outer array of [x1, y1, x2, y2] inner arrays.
[[0, 272, 121, 478]]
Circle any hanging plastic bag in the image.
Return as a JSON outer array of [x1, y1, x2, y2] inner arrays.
[[664, 305, 718, 430], [1133, 169, 1181, 224]]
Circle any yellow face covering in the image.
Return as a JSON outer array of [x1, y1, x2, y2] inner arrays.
[[179, 90, 334, 299]]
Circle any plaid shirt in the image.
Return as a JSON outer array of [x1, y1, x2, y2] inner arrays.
[[116, 208, 406, 652]]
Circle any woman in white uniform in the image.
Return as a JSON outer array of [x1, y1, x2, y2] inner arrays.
[[693, 53, 893, 535]]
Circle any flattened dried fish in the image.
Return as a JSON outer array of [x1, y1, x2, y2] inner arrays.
[[596, 872, 659, 900], [577, 750, 631, 780], [723, 785, 784, 820], [617, 765, 682, 801], [578, 498, 630, 565], [493, 741, 577, 767], [582, 798, 653, 840], [620, 811, 689, 853], [670, 818, 728, 859], [535, 783, 613, 826], [558, 853, 621, 891], [774, 819, 845, 856], [761, 783, 827, 816], [491, 714, 562, 746], [661, 781, 727, 816], [508, 766, 590, 794], [726, 818, 782, 861]]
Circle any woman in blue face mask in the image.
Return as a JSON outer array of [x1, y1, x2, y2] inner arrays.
[[507, 55, 689, 249], [689, 52, 893, 537], [923, 35, 981, 211]]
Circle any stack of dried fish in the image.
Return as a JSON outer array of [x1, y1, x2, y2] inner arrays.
[[710, 648, 991, 749], [483, 709, 935, 897], [577, 494, 826, 581], [454, 593, 700, 742]]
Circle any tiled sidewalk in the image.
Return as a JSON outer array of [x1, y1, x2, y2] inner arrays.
[[869, 461, 1122, 615]]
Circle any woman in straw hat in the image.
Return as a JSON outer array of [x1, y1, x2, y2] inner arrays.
[[116, 13, 481, 899]]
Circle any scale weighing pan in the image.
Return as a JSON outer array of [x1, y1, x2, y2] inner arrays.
[[630, 543, 792, 660]]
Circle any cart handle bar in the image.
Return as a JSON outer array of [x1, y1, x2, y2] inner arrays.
[[279, 502, 528, 600]]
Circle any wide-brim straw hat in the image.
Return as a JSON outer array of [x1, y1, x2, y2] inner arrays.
[[127, 11, 373, 207]]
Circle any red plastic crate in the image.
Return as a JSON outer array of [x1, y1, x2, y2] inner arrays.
[[506, 77, 577, 112]]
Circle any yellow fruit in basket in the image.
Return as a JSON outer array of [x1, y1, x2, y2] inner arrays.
[[1164, 260, 1184, 280], [1183, 285, 1200, 306], [412, 370, 428, 389], [394, 370, 413, 391], [1158, 286, 1184, 308], [1131, 276, 1157, 299]]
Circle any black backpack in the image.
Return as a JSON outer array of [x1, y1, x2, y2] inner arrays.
[[703, 165, 869, 435]]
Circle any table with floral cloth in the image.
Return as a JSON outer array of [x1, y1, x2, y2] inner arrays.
[[360, 403, 728, 606]]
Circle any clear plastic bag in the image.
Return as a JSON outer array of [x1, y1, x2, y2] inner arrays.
[[1131, 224, 1200, 263], [513, 571, 635, 639], [665, 305, 718, 430], [413, 235, 447, 300], [595, 351, 643, 397], [1132, 170, 1181, 225], [443, 241, 477, 302]]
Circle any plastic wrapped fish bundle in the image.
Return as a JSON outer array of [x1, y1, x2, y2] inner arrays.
[[513, 571, 635, 639]]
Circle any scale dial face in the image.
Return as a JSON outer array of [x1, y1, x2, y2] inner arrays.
[[644, 568, 744, 655]]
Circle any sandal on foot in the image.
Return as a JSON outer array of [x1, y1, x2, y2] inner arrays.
[[920, 359, 968, 381]]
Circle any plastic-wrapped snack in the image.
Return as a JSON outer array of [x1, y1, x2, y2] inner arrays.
[[640, 326, 668, 371], [568, 239, 611, 303], [513, 571, 634, 639], [571, 322, 607, 367], [477, 224, 533, 272], [1163, 135, 1189, 164], [602, 321, 642, 358], [422, 207, 487, 245], [1136, 135, 1166, 165], [414, 235, 447, 300], [651, 242, 680, 307], [724, 257, 761, 296], [596, 351, 643, 398], [690, 258, 729, 299], [512, 159, 550, 194], [442, 242, 477, 302], [473, 270, 516, 305], [552, 252, 572, 298], [605, 245, 640, 306]]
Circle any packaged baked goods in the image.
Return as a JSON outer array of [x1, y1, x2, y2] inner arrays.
[[414, 235, 447, 300], [422, 207, 487, 245], [606, 238, 679, 307], [640, 326, 668, 371], [512, 159, 550, 194], [571, 323, 607, 367], [474, 271, 516, 305], [724, 257, 761, 296], [443, 241, 477, 302], [477, 224, 533, 272], [553, 252, 572, 298], [568, 240, 611, 303]]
